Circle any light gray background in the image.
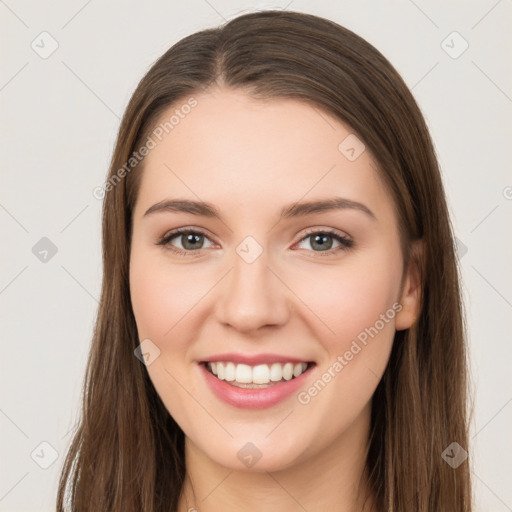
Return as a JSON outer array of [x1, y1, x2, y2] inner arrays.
[[1, 1, 511, 511]]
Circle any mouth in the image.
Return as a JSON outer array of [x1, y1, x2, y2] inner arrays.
[[197, 352, 318, 409], [200, 360, 316, 389]]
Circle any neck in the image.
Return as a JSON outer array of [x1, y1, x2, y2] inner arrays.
[[177, 403, 377, 512]]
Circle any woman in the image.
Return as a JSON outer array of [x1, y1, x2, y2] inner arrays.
[[57, 10, 472, 512]]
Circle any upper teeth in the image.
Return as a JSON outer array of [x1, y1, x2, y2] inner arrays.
[[208, 361, 308, 384]]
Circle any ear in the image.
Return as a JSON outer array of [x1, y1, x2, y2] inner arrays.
[[395, 240, 424, 331]]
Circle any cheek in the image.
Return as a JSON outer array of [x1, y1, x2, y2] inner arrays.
[[291, 253, 401, 436], [289, 248, 403, 349], [129, 249, 205, 419], [129, 258, 167, 339], [129, 247, 205, 341]]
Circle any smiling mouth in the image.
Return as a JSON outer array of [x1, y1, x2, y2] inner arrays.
[[202, 361, 316, 388]]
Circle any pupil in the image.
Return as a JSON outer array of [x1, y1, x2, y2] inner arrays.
[[312, 234, 332, 251], [183, 233, 203, 250]]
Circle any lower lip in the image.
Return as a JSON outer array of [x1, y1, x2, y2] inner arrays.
[[199, 362, 316, 409]]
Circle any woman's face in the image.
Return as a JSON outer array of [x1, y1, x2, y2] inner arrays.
[[129, 87, 420, 472]]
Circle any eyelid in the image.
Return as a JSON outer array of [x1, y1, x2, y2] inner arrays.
[[298, 226, 352, 243]]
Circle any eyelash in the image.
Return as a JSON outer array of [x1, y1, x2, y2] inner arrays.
[[155, 227, 353, 257]]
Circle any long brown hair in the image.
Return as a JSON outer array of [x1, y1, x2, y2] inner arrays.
[[57, 10, 472, 511]]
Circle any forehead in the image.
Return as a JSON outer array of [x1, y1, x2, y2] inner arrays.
[[133, 88, 392, 222]]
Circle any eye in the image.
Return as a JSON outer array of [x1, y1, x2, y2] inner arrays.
[[295, 228, 353, 255], [156, 227, 353, 257], [156, 228, 215, 256]]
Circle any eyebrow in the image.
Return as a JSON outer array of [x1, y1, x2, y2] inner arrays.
[[143, 197, 376, 221]]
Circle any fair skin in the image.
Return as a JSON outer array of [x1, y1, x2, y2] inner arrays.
[[129, 87, 421, 512]]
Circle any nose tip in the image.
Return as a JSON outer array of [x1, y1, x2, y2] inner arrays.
[[215, 254, 290, 333]]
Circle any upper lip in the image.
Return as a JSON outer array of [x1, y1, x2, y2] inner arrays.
[[199, 353, 315, 366]]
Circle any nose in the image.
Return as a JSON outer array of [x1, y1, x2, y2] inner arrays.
[[215, 249, 291, 334]]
